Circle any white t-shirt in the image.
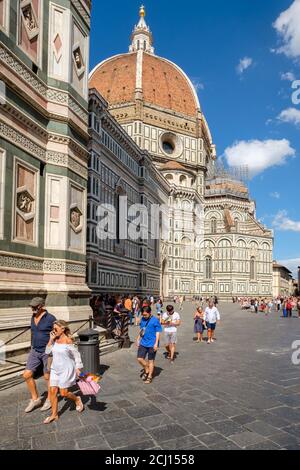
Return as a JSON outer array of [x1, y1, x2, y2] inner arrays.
[[162, 311, 181, 333], [204, 306, 220, 324]]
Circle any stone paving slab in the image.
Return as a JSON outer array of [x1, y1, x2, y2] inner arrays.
[[1, 302, 300, 450]]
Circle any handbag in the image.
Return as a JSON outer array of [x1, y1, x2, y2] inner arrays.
[[77, 378, 100, 396], [139, 317, 151, 338]]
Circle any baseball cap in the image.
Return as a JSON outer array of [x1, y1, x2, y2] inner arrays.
[[29, 297, 45, 307]]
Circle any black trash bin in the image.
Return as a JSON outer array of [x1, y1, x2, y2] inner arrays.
[[77, 328, 100, 375]]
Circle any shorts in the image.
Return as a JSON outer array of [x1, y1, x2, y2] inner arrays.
[[206, 322, 216, 331], [26, 349, 49, 375], [137, 345, 157, 361], [165, 331, 177, 344]]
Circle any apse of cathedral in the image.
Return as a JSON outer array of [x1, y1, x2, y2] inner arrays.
[[88, 6, 273, 300]]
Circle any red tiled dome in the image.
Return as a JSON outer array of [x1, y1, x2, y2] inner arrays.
[[89, 52, 200, 118]]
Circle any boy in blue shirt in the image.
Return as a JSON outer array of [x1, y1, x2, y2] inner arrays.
[[136, 306, 162, 384]]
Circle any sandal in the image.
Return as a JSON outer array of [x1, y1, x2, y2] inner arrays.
[[140, 369, 149, 380], [76, 398, 84, 412], [144, 377, 152, 384], [43, 415, 58, 424]]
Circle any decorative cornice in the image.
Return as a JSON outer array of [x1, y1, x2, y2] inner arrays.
[[3, 102, 48, 140], [71, 0, 91, 27], [46, 152, 88, 179], [47, 133, 88, 160], [0, 121, 87, 177], [0, 44, 88, 123], [0, 121, 46, 160], [0, 254, 86, 276], [43, 259, 86, 275]]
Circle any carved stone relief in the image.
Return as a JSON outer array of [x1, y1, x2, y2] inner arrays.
[[19, 0, 40, 63], [21, 2, 39, 40], [70, 205, 82, 233], [16, 188, 34, 219], [14, 162, 37, 243], [72, 44, 85, 77]]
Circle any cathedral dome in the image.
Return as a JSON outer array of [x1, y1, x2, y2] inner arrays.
[[89, 6, 200, 119], [89, 51, 200, 118]]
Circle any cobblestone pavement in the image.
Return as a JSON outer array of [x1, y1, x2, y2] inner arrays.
[[1, 302, 300, 450]]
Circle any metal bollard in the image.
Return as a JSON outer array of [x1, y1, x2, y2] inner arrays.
[[105, 305, 113, 339], [120, 307, 131, 348], [77, 328, 100, 374]]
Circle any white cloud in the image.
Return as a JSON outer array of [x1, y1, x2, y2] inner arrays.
[[277, 258, 300, 278], [270, 192, 280, 199], [273, 210, 300, 232], [236, 57, 253, 75], [278, 107, 300, 126], [281, 71, 296, 81], [223, 139, 295, 177], [191, 79, 204, 92], [273, 0, 300, 59]]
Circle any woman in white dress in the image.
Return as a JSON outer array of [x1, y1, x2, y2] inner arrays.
[[43, 320, 84, 424]]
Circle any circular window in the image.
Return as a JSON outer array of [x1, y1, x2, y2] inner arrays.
[[162, 140, 175, 154], [160, 132, 183, 158]]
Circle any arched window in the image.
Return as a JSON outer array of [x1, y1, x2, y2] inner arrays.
[[180, 175, 187, 187], [144, 40, 147, 50], [165, 174, 173, 182], [250, 257, 255, 280], [205, 256, 212, 279], [137, 40, 140, 50], [211, 218, 217, 234]]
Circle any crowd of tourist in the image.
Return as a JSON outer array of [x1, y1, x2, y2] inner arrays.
[[21, 290, 299, 425], [234, 296, 300, 317]]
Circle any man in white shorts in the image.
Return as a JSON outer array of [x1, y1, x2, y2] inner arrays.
[[162, 305, 181, 363], [204, 300, 220, 344]]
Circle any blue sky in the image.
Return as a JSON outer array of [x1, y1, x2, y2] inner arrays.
[[90, 0, 300, 277]]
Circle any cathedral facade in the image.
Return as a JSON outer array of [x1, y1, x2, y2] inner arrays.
[[88, 6, 273, 301]]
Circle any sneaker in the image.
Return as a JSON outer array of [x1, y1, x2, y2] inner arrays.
[[211, 339, 215, 343], [25, 398, 42, 413], [207, 340, 211, 344], [40, 399, 51, 412]]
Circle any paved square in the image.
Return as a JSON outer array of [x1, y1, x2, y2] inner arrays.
[[1, 302, 300, 450]]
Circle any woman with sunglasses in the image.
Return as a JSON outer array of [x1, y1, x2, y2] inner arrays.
[[43, 320, 84, 424]]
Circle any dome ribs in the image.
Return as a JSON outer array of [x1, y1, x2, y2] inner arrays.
[[89, 52, 198, 117]]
